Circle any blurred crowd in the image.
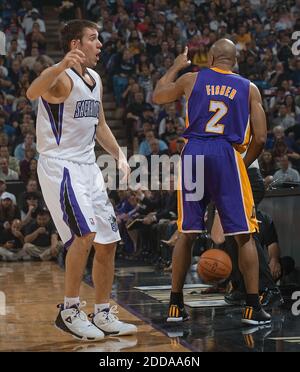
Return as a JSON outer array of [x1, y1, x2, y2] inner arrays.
[[0, 1, 61, 261], [0, 1, 299, 270]]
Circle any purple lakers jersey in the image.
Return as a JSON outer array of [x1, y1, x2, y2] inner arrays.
[[183, 67, 251, 152]]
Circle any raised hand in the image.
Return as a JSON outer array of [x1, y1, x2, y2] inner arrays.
[[173, 46, 191, 72], [59, 49, 86, 70]]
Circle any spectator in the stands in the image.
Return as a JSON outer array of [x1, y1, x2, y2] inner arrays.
[[136, 120, 154, 144], [0, 178, 16, 205], [21, 191, 43, 228], [19, 178, 43, 212], [139, 130, 168, 157], [121, 77, 140, 106], [8, 59, 23, 95], [273, 155, 300, 183], [22, 8, 46, 36], [160, 118, 178, 146], [13, 121, 35, 147], [113, 49, 135, 105], [268, 88, 286, 115], [6, 38, 24, 62], [138, 63, 153, 103], [26, 22, 46, 55], [0, 145, 20, 175], [273, 104, 296, 130], [0, 133, 9, 147], [19, 208, 62, 261], [146, 32, 161, 64], [14, 133, 36, 161], [0, 113, 16, 142], [154, 41, 174, 69], [285, 94, 300, 118], [0, 157, 19, 181], [272, 139, 300, 165], [21, 46, 54, 70], [20, 146, 37, 183], [125, 91, 150, 142], [146, 139, 169, 173], [0, 218, 25, 261], [265, 125, 291, 151], [28, 158, 39, 184], [256, 210, 295, 283], [158, 103, 185, 137], [0, 192, 21, 230], [157, 56, 173, 76], [192, 43, 208, 68], [259, 151, 278, 178]]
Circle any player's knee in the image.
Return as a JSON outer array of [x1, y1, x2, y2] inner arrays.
[[94, 243, 116, 261], [211, 235, 225, 246], [75, 232, 96, 246], [234, 233, 251, 246]]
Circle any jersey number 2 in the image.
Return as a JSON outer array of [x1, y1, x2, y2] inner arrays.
[[205, 100, 227, 134]]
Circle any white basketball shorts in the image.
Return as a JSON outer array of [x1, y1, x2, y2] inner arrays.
[[37, 155, 120, 247]]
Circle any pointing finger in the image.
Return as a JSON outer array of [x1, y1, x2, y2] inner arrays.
[[184, 46, 188, 56]]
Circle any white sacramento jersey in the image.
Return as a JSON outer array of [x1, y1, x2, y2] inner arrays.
[[36, 67, 101, 164]]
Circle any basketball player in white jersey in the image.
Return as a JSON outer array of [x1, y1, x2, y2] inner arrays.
[[26, 20, 137, 341]]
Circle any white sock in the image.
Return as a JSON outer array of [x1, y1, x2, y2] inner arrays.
[[64, 297, 80, 309], [95, 303, 110, 314]]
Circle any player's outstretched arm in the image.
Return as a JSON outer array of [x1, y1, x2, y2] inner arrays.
[[152, 46, 191, 104], [243, 83, 267, 168], [26, 49, 86, 101]]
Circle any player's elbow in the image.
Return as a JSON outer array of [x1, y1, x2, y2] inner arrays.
[[26, 87, 35, 101], [256, 133, 267, 147], [152, 92, 161, 105], [152, 91, 165, 105]]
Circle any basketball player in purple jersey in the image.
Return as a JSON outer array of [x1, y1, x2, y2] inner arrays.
[[153, 39, 271, 325], [27, 20, 137, 340]]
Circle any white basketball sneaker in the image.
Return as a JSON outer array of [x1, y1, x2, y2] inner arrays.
[[90, 305, 137, 336], [55, 302, 105, 341]]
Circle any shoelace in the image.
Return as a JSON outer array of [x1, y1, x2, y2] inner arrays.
[[105, 305, 119, 322], [63, 301, 89, 322], [89, 305, 120, 323]]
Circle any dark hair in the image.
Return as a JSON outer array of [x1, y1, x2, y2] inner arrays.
[[25, 191, 39, 200], [61, 19, 99, 54], [35, 208, 50, 217]]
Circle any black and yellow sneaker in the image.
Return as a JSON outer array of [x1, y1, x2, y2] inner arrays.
[[166, 304, 190, 322], [241, 306, 271, 326]]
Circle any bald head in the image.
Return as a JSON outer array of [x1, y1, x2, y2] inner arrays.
[[208, 38, 237, 69]]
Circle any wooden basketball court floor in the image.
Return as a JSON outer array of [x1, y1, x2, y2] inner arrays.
[[0, 261, 188, 352], [1, 260, 300, 352]]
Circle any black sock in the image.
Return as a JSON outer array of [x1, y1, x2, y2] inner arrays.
[[170, 292, 184, 308], [246, 294, 261, 311]]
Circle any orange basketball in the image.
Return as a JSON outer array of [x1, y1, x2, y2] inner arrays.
[[197, 249, 232, 284]]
